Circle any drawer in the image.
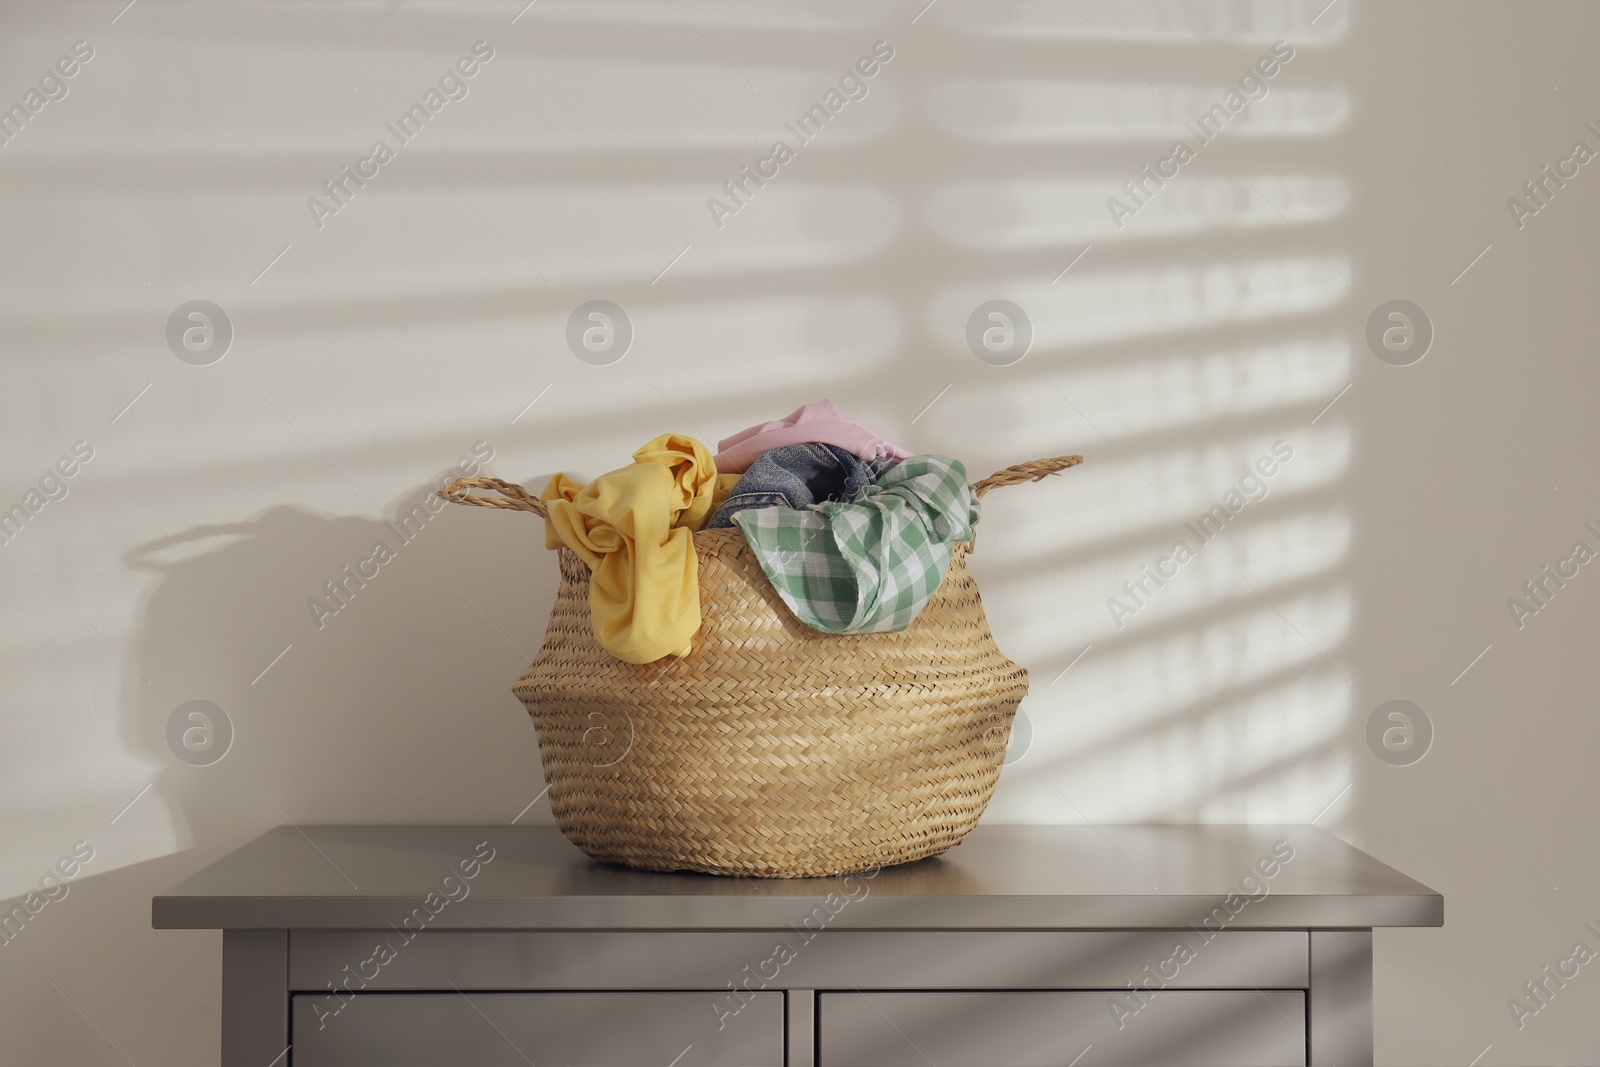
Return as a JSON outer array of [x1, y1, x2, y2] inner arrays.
[[819, 990, 1306, 1067], [293, 991, 783, 1067]]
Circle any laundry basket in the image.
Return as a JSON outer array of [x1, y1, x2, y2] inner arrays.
[[440, 454, 1081, 878]]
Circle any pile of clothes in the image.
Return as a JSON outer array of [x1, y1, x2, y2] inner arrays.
[[539, 400, 981, 663]]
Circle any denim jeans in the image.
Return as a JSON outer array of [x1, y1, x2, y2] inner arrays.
[[708, 442, 894, 528]]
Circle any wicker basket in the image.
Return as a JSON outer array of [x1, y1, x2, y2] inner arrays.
[[441, 454, 1081, 878]]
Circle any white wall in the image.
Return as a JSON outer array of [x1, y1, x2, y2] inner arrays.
[[2, 1, 1596, 1063]]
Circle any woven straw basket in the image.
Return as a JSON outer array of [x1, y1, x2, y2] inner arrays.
[[441, 454, 1081, 878]]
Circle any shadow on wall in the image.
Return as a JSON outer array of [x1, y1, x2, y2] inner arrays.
[[117, 469, 558, 858]]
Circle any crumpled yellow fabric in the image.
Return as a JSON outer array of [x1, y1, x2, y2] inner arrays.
[[539, 434, 739, 663]]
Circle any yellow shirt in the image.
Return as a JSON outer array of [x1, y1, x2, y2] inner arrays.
[[540, 434, 738, 663]]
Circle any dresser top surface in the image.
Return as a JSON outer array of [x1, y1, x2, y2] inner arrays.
[[153, 823, 1441, 931], [156, 825, 1446, 927]]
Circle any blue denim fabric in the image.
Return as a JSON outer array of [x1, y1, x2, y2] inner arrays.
[[708, 442, 894, 528]]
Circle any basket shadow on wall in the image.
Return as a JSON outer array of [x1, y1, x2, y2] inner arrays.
[[117, 481, 557, 849]]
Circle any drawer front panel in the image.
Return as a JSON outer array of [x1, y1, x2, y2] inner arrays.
[[293, 991, 782, 1067], [819, 990, 1306, 1067], [289, 929, 1307, 991]]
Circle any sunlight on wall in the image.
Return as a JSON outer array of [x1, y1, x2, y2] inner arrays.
[[929, 0, 1356, 823], [940, 0, 1350, 45], [930, 176, 1350, 246], [928, 82, 1347, 144]]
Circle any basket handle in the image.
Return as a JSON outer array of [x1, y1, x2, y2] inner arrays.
[[965, 454, 1083, 554], [438, 454, 1085, 534], [438, 476, 548, 518], [972, 454, 1083, 498]]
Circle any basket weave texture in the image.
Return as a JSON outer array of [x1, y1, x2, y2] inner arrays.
[[442, 454, 1080, 878]]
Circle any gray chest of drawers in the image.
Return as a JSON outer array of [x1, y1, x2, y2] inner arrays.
[[154, 824, 1441, 1066]]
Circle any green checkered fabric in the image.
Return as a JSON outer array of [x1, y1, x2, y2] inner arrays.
[[732, 454, 980, 634]]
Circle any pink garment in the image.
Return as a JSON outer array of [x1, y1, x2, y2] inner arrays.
[[714, 399, 911, 474]]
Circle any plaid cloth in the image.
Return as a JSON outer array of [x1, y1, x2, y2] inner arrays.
[[733, 454, 980, 634]]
